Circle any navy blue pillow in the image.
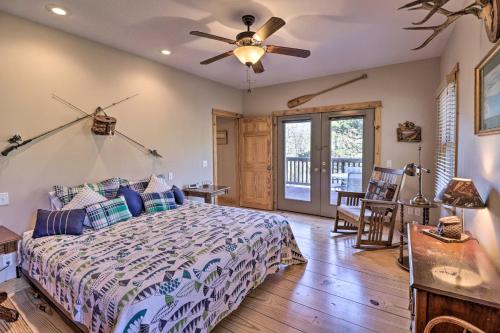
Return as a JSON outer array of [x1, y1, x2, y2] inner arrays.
[[33, 209, 85, 238], [171, 185, 185, 205], [117, 186, 144, 217]]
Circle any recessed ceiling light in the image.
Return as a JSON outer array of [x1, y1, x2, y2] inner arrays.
[[45, 4, 69, 16], [160, 50, 171, 55]]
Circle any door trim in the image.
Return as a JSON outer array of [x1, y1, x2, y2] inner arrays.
[[272, 100, 382, 117], [272, 101, 383, 209], [212, 108, 242, 205]]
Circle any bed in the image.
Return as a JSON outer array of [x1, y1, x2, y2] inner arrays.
[[19, 201, 306, 333]]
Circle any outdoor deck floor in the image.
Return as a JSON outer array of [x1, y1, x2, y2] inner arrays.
[[285, 184, 343, 204]]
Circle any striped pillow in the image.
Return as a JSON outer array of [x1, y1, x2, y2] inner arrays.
[[33, 209, 86, 238], [141, 190, 177, 213], [54, 178, 121, 205], [86, 196, 132, 230]]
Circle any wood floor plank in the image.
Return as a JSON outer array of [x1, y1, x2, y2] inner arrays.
[[212, 325, 234, 333], [242, 288, 373, 332], [218, 305, 304, 333], [256, 276, 410, 332], [0, 298, 33, 333], [0, 279, 29, 295], [297, 241, 408, 281], [9, 287, 74, 333], [293, 259, 409, 297], [299, 248, 407, 282], [276, 266, 410, 317]]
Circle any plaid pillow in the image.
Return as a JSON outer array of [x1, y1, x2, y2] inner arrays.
[[125, 178, 150, 193], [141, 190, 177, 213], [54, 178, 121, 205], [365, 180, 397, 201], [85, 196, 132, 230], [121, 174, 167, 193]]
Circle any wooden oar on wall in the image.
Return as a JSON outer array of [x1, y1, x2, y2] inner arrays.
[[287, 73, 368, 108]]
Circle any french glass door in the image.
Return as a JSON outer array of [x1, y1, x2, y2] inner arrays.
[[277, 110, 374, 217]]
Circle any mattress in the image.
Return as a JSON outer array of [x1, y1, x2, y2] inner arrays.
[[20, 201, 306, 333]]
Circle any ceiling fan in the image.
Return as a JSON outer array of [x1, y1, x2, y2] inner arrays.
[[190, 15, 311, 74]]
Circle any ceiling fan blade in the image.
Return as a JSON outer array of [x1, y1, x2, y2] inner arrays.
[[266, 45, 311, 58], [190, 31, 236, 44], [252, 61, 264, 74], [254, 17, 285, 41], [200, 51, 234, 65]]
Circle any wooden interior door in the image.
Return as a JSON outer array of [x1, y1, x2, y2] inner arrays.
[[239, 116, 273, 210]]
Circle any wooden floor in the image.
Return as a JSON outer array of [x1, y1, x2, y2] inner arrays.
[[0, 212, 410, 333]]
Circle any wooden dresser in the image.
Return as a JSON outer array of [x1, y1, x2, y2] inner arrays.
[[408, 224, 500, 333]]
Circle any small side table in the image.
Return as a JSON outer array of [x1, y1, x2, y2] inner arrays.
[[397, 199, 438, 271], [183, 185, 230, 204], [0, 226, 21, 322]]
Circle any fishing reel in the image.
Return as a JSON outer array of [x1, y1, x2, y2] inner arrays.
[[7, 134, 22, 144]]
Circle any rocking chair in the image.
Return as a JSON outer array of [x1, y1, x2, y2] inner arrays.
[[333, 166, 405, 249]]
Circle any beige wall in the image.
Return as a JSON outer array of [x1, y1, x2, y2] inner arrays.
[[440, 15, 500, 267], [0, 13, 242, 234], [216, 117, 238, 204], [243, 59, 441, 207], [3, 10, 497, 268]]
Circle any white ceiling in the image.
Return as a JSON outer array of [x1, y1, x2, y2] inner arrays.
[[0, 0, 462, 89]]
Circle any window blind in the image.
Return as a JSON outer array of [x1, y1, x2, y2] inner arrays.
[[435, 81, 457, 196]]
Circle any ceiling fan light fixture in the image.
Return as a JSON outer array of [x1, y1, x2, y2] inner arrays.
[[233, 46, 265, 66], [45, 4, 69, 16]]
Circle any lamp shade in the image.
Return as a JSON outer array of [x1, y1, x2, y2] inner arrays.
[[233, 46, 265, 65], [435, 178, 485, 208]]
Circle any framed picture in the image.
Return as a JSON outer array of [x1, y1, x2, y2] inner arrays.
[[475, 43, 500, 135], [216, 130, 228, 145], [397, 121, 422, 142]]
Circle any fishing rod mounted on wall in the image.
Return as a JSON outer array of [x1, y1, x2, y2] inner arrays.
[[1, 94, 162, 158]]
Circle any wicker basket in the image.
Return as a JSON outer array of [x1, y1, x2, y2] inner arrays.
[[437, 216, 462, 239], [92, 107, 116, 135]]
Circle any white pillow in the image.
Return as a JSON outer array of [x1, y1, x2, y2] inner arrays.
[[144, 174, 170, 193], [62, 185, 108, 227], [62, 185, 107, 210]]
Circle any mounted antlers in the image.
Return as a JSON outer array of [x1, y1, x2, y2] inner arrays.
[[399, 0, 500, 50]]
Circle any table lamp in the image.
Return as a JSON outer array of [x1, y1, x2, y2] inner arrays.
[[435, 178, 485, 231]]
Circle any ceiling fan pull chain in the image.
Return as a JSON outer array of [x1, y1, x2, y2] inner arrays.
[[246, 67, 252, 93]]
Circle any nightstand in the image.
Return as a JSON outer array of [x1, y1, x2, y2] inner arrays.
[[0, 226, 21, 279], [0, 226, 21, 322], [397, 200, 438, 271], [183, 185, 230, 204]]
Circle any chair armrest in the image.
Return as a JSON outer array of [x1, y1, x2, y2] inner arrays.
[[336, 191, 365, 206]]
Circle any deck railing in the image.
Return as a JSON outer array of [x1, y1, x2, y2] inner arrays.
[[285, 157, 362, 185]]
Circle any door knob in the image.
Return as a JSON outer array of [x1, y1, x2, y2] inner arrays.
[[267, 165, 272, 171], [313, 167, 319, 172], [322, 169, 327, 173]]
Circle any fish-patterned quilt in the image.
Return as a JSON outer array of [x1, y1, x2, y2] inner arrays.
[[20, 201, 306, 333]]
